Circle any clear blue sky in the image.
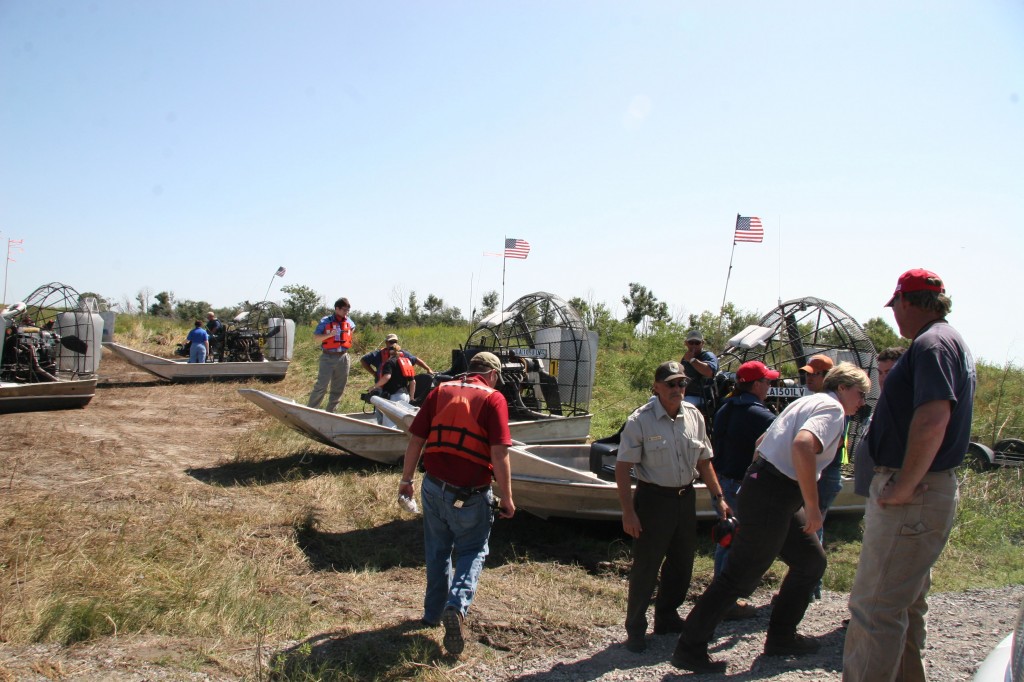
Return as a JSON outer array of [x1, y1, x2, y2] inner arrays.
[[2, 2, 1022, 364]]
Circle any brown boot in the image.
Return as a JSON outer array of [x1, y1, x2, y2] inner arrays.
[[441, 606, 465, 655]]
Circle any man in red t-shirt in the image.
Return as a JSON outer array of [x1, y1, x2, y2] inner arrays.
[[398, 351, 515, 656]]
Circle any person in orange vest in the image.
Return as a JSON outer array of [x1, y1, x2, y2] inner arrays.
[[398, 352, 515, 657], [370, 343, 417, 427], [307, 297, 355, 413], [360, 333, 433, 379]]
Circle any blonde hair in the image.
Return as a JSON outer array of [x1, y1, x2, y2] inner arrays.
[[823, 362, 870, 393]]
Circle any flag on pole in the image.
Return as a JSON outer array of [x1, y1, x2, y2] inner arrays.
[[275, 266, 286, 277], [734, 216, 763, 243], [8, 239, 23, 262], [504, 238, 530, 259]]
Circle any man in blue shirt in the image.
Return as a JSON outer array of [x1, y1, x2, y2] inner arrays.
[[710, 360, 778, 619], [843, 269, 976, 681], [680, 329, 718, 412]]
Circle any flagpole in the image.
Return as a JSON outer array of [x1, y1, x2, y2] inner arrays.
[[262, 266, 285, 303], [501, 236, 507, 317], [5, 238, 25, 306], [718, 217, 738, 335]]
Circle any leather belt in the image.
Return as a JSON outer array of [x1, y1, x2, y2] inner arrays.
[[749, 457, 794, 484], [425, 472, 490, 496], [637, 480, 694, 496]]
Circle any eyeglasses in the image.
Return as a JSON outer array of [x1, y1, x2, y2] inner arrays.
[[686, 340, 702, 346], [661, 380, 686, 388], [386, 341, 398, 346]]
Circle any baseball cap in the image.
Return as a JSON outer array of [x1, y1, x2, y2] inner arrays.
[[468, 351, 501, 373], [885, 268, 945, 307], [686, 329, 704, 342], [654, 361, 687, 384], [385, 333, 399, 342], [799, 355, 834, 374], [736, 360, 781, 383]]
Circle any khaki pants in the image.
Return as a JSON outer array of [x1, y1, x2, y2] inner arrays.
[[843, 467, 958, 682]]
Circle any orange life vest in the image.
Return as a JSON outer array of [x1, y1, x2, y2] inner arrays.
[[423, 379, 497, 470], [396, 353, 415, 378], [321, 316, 353, 351], [378, 351, 415, 379]]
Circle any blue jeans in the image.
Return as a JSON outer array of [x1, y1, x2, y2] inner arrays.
[[188, 343, 207, 364], [712, 477, 743, 577], [813, 461, 843, 596], [420, 474, 495, 624]]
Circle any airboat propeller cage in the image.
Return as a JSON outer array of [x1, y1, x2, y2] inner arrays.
[[459, 292, 597, 418], [718, 296, 879, 452]]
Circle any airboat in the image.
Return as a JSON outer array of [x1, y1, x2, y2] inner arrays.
[[372, 295, 870, 521], [371, 395, 867, 520], [104, 302, 296, 382], [239, 292, 597, 464], [0, 282, 104, 413]]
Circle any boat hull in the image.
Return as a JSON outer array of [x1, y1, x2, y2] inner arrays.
[[0, 378, 97, 413], [508, 444, 866, 521], [242, 390, 592, 465], [239, 389, 408, 464], [104, 342, 288, 382]]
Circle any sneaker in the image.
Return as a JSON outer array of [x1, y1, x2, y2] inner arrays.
[[724, 599, 758, 621], [441, 606, 465, 655], [763, 632, 820, 657], [625, 634, 647, 653], [671, 640, 727, 673], [653, 616, 685, 635]]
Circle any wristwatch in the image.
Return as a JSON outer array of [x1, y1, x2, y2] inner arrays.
[[711, 494, 723, 503]]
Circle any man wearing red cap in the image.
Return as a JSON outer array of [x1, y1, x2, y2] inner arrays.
[[710, 360, 779, 619], [843, 269, 976, 682]]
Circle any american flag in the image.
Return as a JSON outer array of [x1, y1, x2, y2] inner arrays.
[[504, 238, 531, 259], [275, 266, 286, 277], [734, 216, 764, 243]]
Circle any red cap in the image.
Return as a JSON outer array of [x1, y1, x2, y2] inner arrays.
[[736, 360, 781, 382], [885, 268, 945, 307]]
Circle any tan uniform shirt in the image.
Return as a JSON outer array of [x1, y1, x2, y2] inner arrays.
[[617, 397, 712, 487]]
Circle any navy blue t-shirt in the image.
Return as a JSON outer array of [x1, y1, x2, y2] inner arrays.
[[711, 392, 776, 480], [869, 319, 975, 471]]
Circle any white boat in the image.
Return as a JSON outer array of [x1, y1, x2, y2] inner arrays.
[[506, 443, 866, 521], [1, 283, 104, 413], [0, 377, 98, 413], [239, 389, 591, 465], [105, 342, 290, 383], [371, 397, 864, 521]]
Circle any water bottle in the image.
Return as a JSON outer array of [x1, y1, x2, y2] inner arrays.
[[398, 494, 419, 514]]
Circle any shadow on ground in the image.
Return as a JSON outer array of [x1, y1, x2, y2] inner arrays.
[[186, 451, 385, 486], [271, 619, 446, 680]]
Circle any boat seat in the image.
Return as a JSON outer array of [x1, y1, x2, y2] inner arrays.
[[589, 431, 622, 482]]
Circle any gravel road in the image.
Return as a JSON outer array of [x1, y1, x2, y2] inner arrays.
[[466, 585, 1023, 681]]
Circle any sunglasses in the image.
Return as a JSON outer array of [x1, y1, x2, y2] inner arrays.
[[662, 380, 686, 388], [686, 340, 702, 345]]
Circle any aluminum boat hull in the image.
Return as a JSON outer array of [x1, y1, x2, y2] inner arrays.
[[105, 342, 288, 382]]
